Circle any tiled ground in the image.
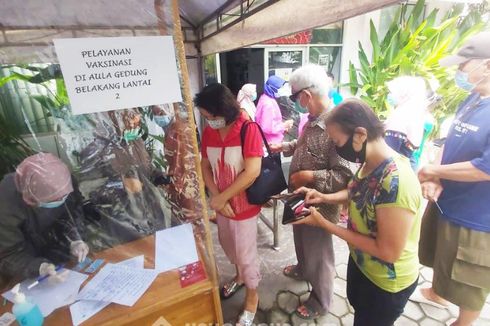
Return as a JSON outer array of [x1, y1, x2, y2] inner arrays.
[[212, 205, 490, 325]]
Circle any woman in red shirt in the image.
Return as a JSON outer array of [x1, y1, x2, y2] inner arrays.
[[196, 83, 263, 326]]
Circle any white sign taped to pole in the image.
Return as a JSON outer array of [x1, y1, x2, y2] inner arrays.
[[54, 36, 182, 115]]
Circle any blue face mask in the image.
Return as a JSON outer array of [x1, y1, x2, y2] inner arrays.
[[251, 93, 257, 101], [154, 115, 172, 129], [294, 99, 308, 114], [455, 70, 476, 92], [38, 194, 68, 209], [386, 93, 397, 107]]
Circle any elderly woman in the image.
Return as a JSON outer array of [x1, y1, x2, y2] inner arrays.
[[0, 153, 88, 284], [295, 99, 423, 326], [196, 83, 263, 326], [255, 75, 293, 144], [237, 83, 257, 121]]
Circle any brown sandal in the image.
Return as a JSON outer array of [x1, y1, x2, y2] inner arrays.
[[283, 265, 303, 281]]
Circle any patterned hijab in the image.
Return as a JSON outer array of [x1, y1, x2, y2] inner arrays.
[[15, 153, 73, 206]]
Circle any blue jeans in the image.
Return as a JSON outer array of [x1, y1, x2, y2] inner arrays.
[[347, 256, 418, 326]]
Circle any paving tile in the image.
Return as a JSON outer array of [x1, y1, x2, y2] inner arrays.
[[333, 277, 347, 298], [278, 291, 300, 314], [420, 267, 434, 283], [268, 308, 291, 325], [291, 313, 317, 326], [419, 303, 451, 322], [420, 317, 446, 326], [335, 264, 347, 281], [395, 315, 419, 326], [300, 292, 310, 304], [316, 313, 341, 325], [481, 303, 490, 319], [403, 301, 425, 321], [286, 280, 311, 296], [330, 294, 349, 318], [340, 313, 354, 326]]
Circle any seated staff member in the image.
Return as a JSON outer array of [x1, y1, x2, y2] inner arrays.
[[295, 99, 423, 326], [0, 153, 88, 285]]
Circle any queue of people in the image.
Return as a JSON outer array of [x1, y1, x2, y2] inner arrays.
[[194, 31, 490, 326], [0, 30, 488, 326]]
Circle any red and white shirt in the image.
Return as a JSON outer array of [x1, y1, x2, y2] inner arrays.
[[201, 112, 264, 220]]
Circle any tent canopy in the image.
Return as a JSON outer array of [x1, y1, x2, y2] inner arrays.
[[0, 0, 400, 62]]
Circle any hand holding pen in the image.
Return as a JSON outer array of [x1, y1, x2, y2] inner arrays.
[[28, 263, 67, 289]]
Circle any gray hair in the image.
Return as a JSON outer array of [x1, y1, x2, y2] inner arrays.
[[289, 64, 332, 98]]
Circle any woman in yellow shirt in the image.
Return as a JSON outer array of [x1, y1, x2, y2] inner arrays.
[[295, 99, 423, 326]]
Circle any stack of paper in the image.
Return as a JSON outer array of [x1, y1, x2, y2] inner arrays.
[[70, 255, 147, 326]]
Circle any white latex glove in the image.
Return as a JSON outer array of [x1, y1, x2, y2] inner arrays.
[[39, 262, 70, 284], [70, 240, 89, 263]]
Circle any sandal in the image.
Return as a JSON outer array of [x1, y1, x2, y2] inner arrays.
[[283, 265, 303, 281], [237, 310, 255, 326], [295, 304, 322, 320], [220, 279, 244, 300]]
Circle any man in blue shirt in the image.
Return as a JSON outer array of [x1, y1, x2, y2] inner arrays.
[[415, 32, 490, 326]]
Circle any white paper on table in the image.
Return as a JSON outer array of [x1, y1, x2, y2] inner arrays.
[[155, 223, 198, 273], [69, 256, 146, 325], [116, 255, 144, 269], [69, 300, 110, 326], [0, 312, 15, 326], [76, 264, 157, 306], [2, 270, 88, 317]]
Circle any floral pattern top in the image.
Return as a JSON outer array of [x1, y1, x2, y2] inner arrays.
[[348, 154, 422, 293]]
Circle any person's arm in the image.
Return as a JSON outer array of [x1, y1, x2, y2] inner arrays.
[[0, 212, 49, 279], [282, 140, 297, 157], [295, 187, 350, 206], [209, 156, 261, 210], [302, 206, 415, 263], [419, 161, 490, 183], [201, 158, 219, 197]]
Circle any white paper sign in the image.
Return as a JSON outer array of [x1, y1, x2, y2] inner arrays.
[[54, 36, 182, 115]]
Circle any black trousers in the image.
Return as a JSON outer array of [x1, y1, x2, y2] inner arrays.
[[347, 256, 418, 326]]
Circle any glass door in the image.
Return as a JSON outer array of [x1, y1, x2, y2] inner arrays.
[[264, 47, 306, 82]]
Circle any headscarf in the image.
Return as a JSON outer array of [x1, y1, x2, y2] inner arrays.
[[15, 153, 73, 206], [237, 83, 257, 120], [385, 76, 429, 147], [263, 75, 285, 98]]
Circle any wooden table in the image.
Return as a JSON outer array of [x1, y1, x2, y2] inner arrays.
[[1, 235, 222, 326]]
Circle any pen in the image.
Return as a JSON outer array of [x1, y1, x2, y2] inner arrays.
[[434, 200, 444, 215], [27, 264, 64, 290]]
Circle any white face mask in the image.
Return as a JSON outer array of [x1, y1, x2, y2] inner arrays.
[[207, 118, 226, 129]]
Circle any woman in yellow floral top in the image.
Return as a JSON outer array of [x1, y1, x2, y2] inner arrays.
[[295, 99, 423, 326]]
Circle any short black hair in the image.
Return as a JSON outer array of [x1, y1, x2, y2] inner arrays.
[[326, 99, 384, 141], [194, 83, 240, 125]]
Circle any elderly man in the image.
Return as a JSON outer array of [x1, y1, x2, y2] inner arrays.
[[271, 64, 352, 319], [415, 32, 490, 326]]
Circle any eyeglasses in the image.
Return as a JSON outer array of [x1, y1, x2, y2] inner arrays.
[[289, 85, 313, 102]]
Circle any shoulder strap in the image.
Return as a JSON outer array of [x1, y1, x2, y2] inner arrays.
[[240, 121, 272, 156]]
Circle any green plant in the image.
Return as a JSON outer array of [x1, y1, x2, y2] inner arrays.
[[347, 0, 488, 121]]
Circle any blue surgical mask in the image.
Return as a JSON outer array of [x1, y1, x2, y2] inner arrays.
[[455, 70, 476, 92], [39, 194, 68, 209], [386, 93, 397, 107], [207, 118, 226, 129], [251, 93, 257, 101], [294, 99, 308, 114], [154, 115, 172, 129]]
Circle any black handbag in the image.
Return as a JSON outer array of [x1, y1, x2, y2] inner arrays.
[[240, 121, 288, 205]]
